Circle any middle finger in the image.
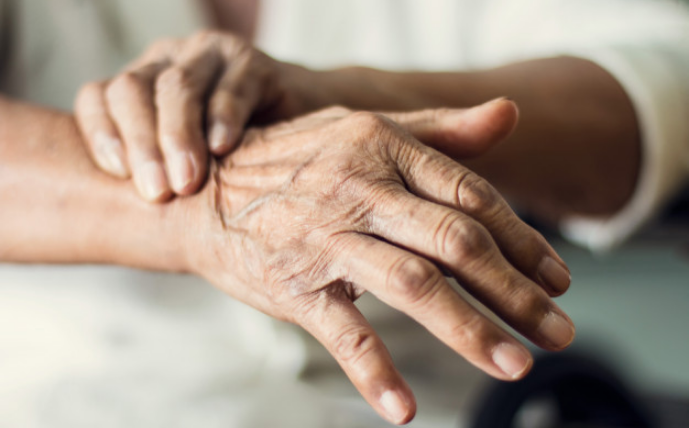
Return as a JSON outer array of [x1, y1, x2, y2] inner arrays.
[[107, 61, 172, 202], [155, 39, 223, 195], [368, 189, 575, 351]]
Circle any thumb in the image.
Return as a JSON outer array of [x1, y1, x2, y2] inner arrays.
[[385, 98, 519, 159]]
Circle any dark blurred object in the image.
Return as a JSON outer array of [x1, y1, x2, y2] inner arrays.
[[642, 394, 689, 428], [665, 186, 689, 222], [468, 352, 655, 428], [664, 186, 689, 263]]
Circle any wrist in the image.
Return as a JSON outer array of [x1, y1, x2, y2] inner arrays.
[[174, 160, 230, 280], [275, 63, 399, 114], [277, 62, 337, 114], [79, 174, 196, 274], [303, 67, 484, 112]]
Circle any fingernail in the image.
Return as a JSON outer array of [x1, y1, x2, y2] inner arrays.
[[94, 132, 128, 177], [538, 312, 575, 349], [538, 256, 571, 293], [209, 122, 232, 152], [492, 343, 532, 379], [168, 150, 196, 193], [380, 390, 409, 424], [135, 160, 168, 201]]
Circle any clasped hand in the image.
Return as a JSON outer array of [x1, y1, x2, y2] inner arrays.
[[74, 31, 574, 425]]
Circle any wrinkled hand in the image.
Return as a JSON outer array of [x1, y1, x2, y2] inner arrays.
[[75, 31, 306, 201], [185, 102, 574, 425]]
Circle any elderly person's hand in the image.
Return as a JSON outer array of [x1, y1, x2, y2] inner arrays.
[[75, 31, 316, 201], [74, 30, 514, 203], [182, 103, 573, 425]]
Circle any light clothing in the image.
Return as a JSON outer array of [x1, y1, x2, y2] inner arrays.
[[0, 0, 203, 109], [2, 0, 688, 250], [255, 0, 689, 252], [1, 1, 689, 427]]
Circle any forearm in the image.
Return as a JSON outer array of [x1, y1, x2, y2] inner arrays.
[[310, 57, 641, 222], [0, 96, 192, 271]]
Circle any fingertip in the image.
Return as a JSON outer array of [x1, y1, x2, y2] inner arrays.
[[380, 389, 417, 425], [401, 99, 520, 159], [93, 132, 130, 178], [301, 294, 416, 425], [493, 97, 520, 133], [466, 97, 519, 145], [133, 160, 173, 202], [537, 311, 576, 351], [492, 342, 533, 381], [167, 150, 198, 195], [537, 256, 572, 296], [160, 134, 208, 196], [208, 121, 236, 155]]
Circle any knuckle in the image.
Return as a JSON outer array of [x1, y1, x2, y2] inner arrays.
[[188, 30, 226, 50], [75, 81, 104, 110], [156, 67, 194, 97], [386, 257, 442, 305], [106, 72, 143, 101], [440, 218, 494, 262], [149, 37, 180, 54], [456, 173, 500, 215], [447, 314, 491, 351], [208, 91, 236, 116], [345, 112, 398, 155], [321, 105, 351, 117], [529, 232, 552, 257], [77, 81, 104, 99], [191, 29, 218, 41], [347, 111, 391, 133], [331, 326, 378, 365], [506, 287, 549, 328]]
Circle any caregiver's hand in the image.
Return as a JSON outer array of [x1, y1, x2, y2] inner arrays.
[[75, 31, 310, 201], [186, 104, 574, 425]]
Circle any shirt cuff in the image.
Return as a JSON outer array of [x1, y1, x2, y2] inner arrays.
[[558, 46, 689, 252]]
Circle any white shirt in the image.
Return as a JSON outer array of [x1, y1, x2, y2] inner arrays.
[[2, 0, 688, 249], [254, 0, 689, 251]]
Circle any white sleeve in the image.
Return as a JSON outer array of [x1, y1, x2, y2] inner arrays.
[[470, 0, 689, 252], [560, 43, 689, 251]]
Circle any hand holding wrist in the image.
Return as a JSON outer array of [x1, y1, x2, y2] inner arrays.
[[179, 103, 574, 425]]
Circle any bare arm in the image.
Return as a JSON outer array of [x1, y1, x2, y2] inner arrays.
[[76, 33, 640, 226], [1, 94, 574, 424], [306, 57, 641, 223], [0, 95, 191, 270]]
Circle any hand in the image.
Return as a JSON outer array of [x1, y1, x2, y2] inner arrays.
[[74, 31, 311, 201], [184, 101, 574, 425]]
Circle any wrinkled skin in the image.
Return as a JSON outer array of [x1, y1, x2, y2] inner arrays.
[[185, 106, 574, 424], [75, 31, 309, 200]]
